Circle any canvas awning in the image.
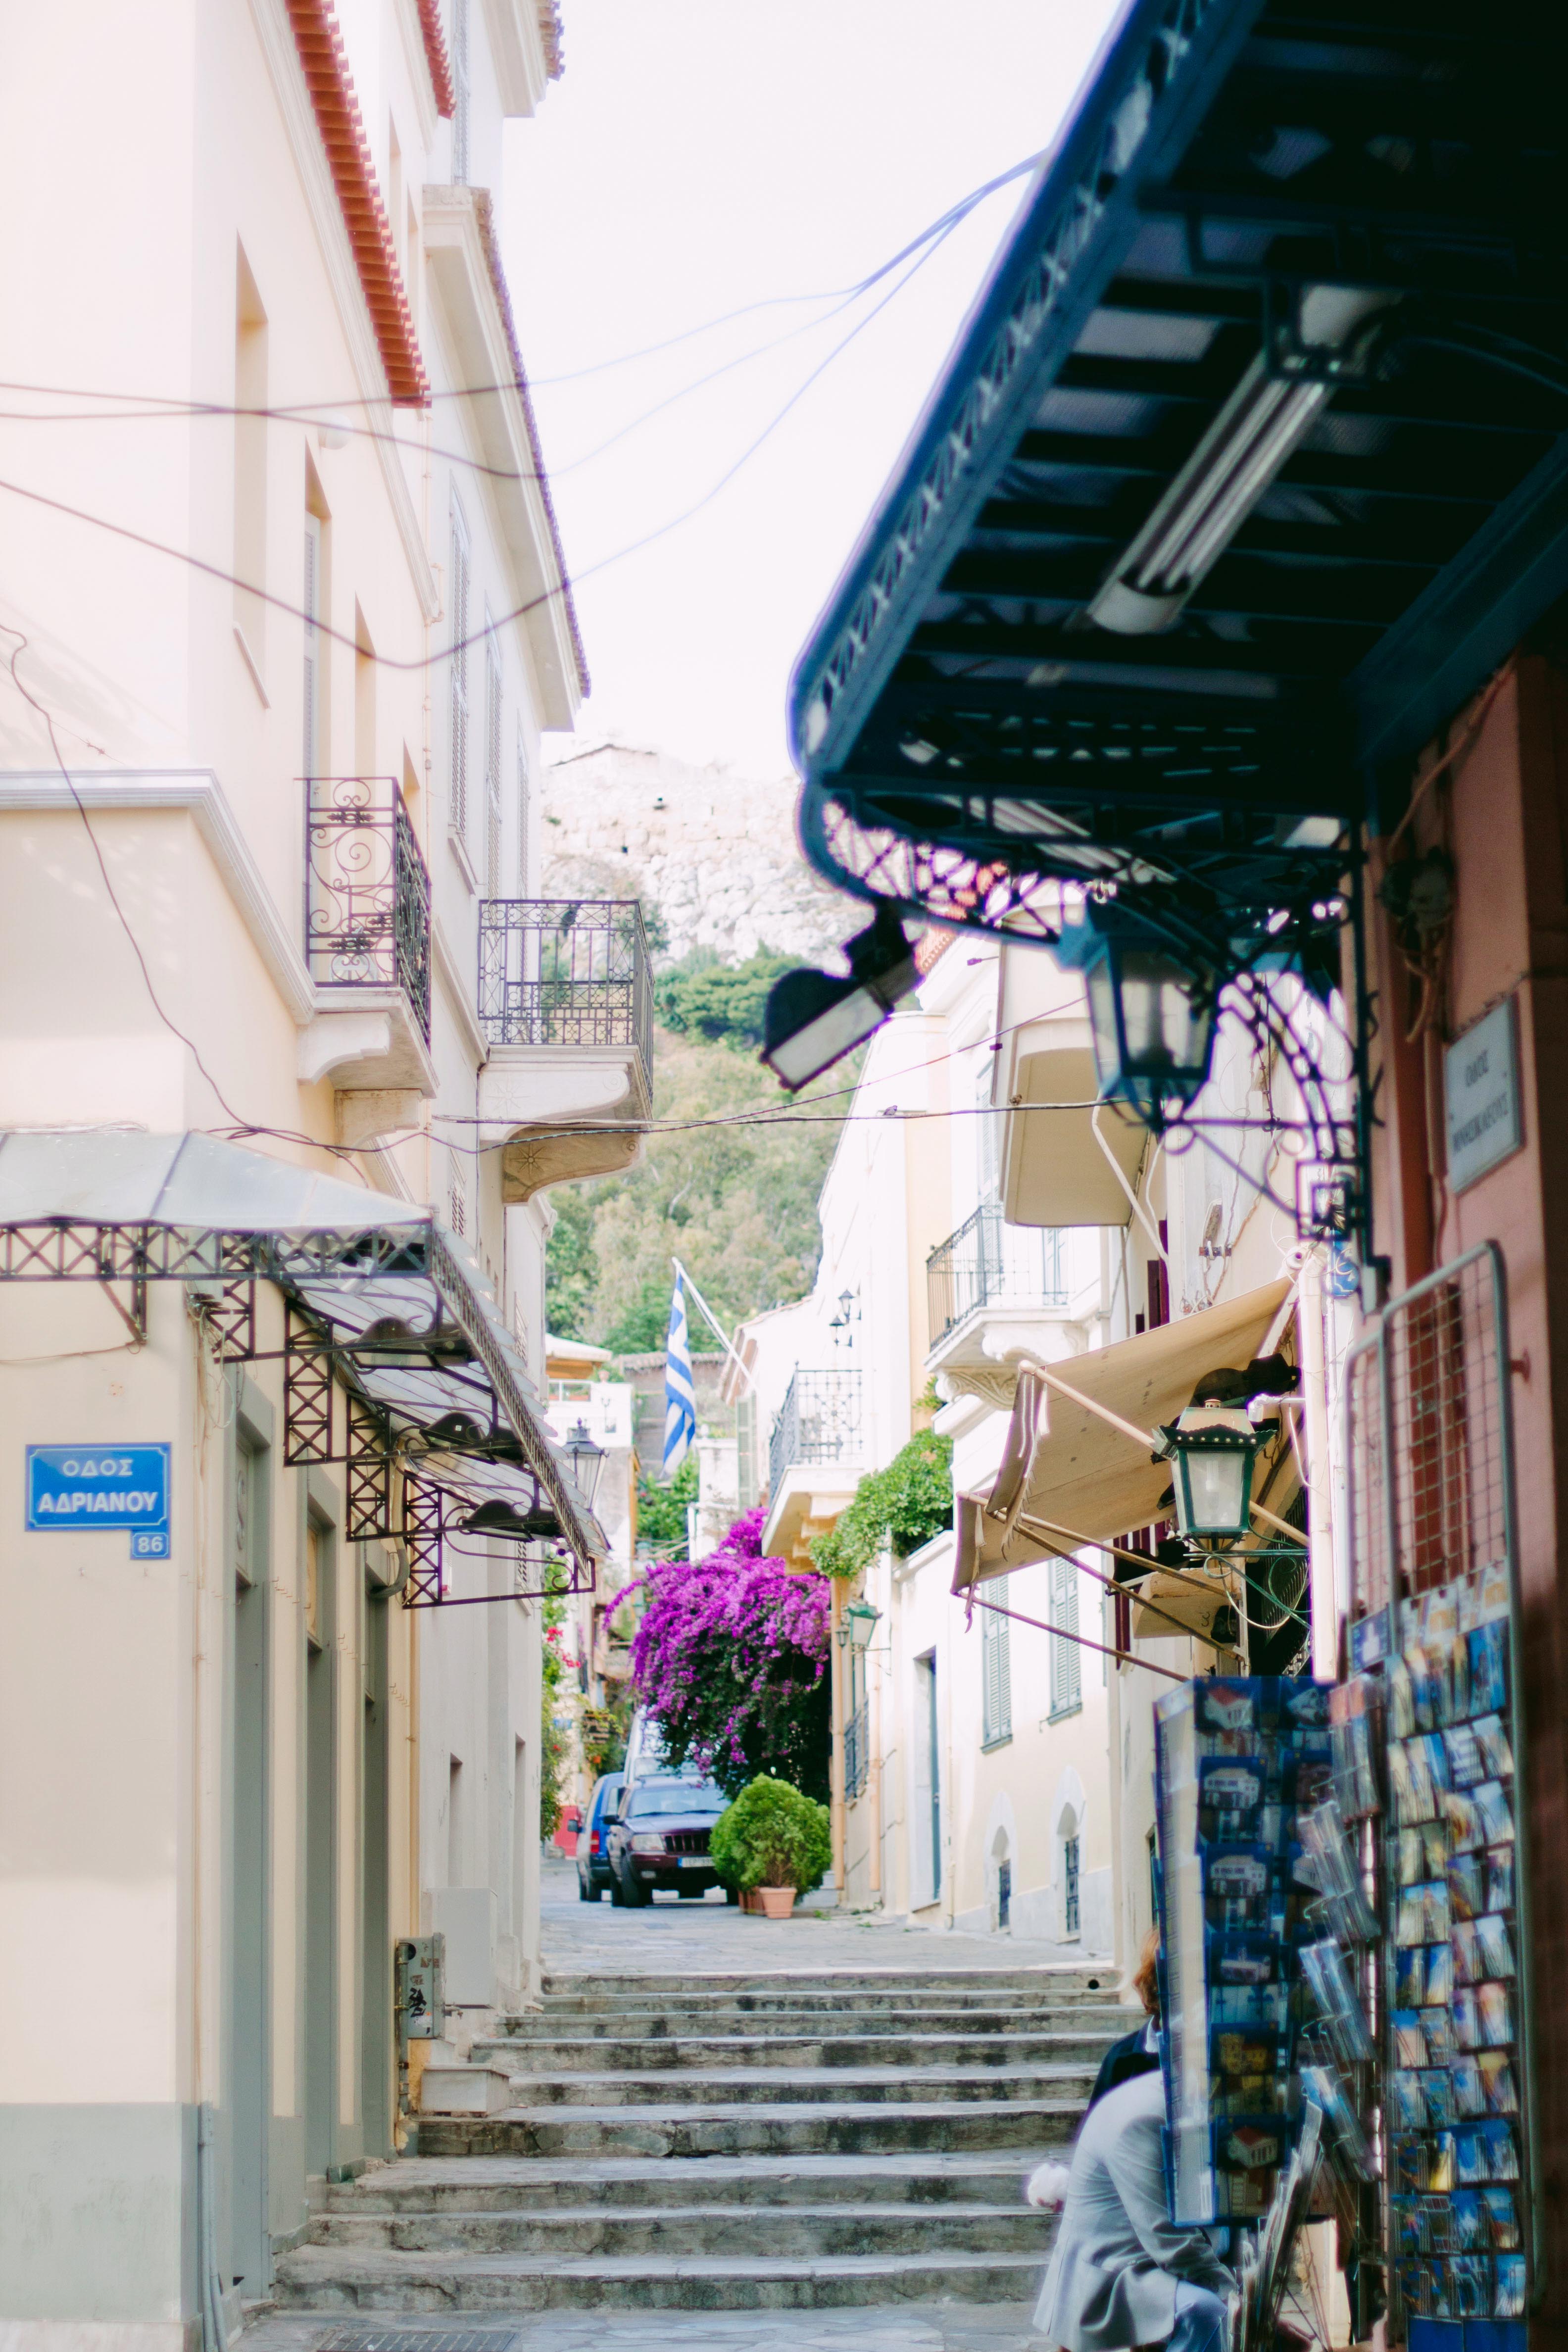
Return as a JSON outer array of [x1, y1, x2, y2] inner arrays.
[[0, 1129, 605, 1567], [952, 1276, 1293, 1590]]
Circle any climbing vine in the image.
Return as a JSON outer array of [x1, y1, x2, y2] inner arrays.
[[810, 1430, 954, 1580]]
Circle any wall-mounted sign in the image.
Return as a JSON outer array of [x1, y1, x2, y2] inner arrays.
[[26, 1444, 171, 1558], [1445, 998, 1523, 1192]]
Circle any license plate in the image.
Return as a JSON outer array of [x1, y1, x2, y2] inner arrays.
[[679, 1856, 706, 1868]]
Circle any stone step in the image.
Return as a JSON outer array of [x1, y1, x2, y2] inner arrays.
[[331, 2152, 1042, 2214], [416, 2096, 1080, 2160], [474, 2030, 1117, 2073], [312, 2200, 1051, 2258], [536, 1972, 1114, 2008], [492, 2004, 1131, 2043], [272, 2244, 1049, 2312], [467, 2062, 1095, 2111]]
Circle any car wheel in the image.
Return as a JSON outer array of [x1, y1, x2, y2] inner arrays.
[[609, 1870, 626, 1906], [724, 1885, 740, 1906], [578, 1871, 593, 1902], [624, 1870, 652, 1908]]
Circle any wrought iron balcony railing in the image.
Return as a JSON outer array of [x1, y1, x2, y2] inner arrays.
[[768, 1368, 862, 1501], [927, 1201, 1068, 1343], [478, 900, 652, 1098], [306, 776, 432, 1040]]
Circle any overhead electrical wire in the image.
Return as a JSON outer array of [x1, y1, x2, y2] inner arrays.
[[0, 147, 1045, 491], [0, 223, 966, 682]]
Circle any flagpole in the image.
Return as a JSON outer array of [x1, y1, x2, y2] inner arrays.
[[671, 1256, 752, 1392]]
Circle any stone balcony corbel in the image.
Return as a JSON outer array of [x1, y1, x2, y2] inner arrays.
[[478, 1045, 648, 1199]]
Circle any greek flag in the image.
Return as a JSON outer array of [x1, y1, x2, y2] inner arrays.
[[662, 1272, 697, 1475]]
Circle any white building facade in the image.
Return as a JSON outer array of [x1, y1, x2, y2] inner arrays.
[[0, 3, 635, 2341], [735, 938, 1115, 1954]]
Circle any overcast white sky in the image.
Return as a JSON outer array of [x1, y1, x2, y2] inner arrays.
[[501, 0, 1123, 776]]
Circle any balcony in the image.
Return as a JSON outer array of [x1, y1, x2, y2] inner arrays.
[[929, 1204, 1068, 1340], [297, 777, 437, 1122], [926, 1202, 1077, 1397], [476, 900, 654, 1199], [762, 1369, 863, 1568]]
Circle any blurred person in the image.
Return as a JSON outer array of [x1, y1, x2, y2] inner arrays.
[[1026, 1928, 1233, 2352], [1025, 1927, 1162, 2212]]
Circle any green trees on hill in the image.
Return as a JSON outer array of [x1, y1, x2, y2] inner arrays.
[[544, 946, 855, 1349]]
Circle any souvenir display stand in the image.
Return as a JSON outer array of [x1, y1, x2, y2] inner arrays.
[[1154, 1674, 1384, 2351], [1343, 1248, 1537, 2352]]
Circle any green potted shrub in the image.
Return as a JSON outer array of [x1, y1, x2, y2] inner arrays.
[[710, 1775, 832, 1919]]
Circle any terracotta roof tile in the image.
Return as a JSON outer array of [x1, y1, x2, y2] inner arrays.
[[284, 0, 430, 406], [417, 0, 456, 115]]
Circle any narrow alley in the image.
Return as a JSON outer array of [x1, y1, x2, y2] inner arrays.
[[245, 1854, 1124, 2348]]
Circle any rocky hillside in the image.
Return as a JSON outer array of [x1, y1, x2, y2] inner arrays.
[[539, 738, 855, 1355], [539, 738, 846, 965]]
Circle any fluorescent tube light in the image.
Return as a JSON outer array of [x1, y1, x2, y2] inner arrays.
[[1087, 286, 1391, 637]]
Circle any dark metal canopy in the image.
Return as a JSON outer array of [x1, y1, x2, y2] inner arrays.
[[789, 0, 1568, 964]]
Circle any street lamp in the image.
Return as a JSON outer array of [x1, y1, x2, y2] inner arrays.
[[1058, 906, 1221, 1127], [761, 905, 919, 1090], [565, 1419, 605, 1510], [846, 1600, 880, 1649], [1155, 1407, 1265, 1542]]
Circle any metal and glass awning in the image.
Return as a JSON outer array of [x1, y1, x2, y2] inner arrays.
[[0, 1130, 604, 1589], [789, 0, 1568, 962]]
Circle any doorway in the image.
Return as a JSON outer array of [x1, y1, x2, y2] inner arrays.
[[304, 1513, 336, 2178], [360, 1582, 391, 2155], [912, 1653, 941, 1906], [229, 1430, 270, 2292]]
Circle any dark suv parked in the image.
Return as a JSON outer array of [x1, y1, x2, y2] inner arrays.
[[608, 1774, 728, 1905], [576, 1771, 626, 1901]]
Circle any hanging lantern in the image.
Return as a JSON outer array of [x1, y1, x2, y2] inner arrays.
[[565, 1419, 606, 1509], [1157, 1406, 1265, 1541], [1058, 906, 1222, 1127], [846, 1600, 880, 1650]]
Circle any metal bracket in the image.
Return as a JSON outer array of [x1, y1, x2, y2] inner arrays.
[[284, 1301, 335, 1466], [402, 1473, 445, 1606], [345, 1391, 399, 1541]]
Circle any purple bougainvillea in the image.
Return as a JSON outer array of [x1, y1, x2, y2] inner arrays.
[[617, 1507, 832, 1801]]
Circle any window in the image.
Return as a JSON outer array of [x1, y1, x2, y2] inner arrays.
[[234, 246, 268, 672], [1049, 1557, 1081, 1717], [515, 729, 531, 896], [976, 1060, 1000, 1204], [449, 499, 471, 838], [735, 1391, 757, 1511], [302, 514, 322, 780], [981, 1571, 1011, 1746], [447, 1755, 465, 1884], [451, 0, 469, 184], [235, 1439, 255, 1588], [1063, 1833, 1080, 1937], [305, 1519, 323, 1649], [485, 624, 503, 895]]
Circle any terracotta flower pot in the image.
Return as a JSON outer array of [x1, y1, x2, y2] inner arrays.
[[757, 1885, 796, 1919], [739, 1889, 759, 1913]]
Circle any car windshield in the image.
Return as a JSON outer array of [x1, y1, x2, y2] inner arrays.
[[627, 1777, 726, 1818]]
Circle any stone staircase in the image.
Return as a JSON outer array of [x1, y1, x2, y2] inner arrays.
[[274, 1966, 1124, 2313]]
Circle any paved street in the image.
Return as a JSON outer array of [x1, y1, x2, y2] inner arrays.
[[539, 1853, 1117, 1978]]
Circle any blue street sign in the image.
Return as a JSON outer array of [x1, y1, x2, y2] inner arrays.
[[26, 1444, 171, 1558]]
